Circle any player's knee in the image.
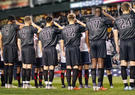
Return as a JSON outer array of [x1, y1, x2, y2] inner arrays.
[[49, 65, 54, 70], [78, 66, 82, 70], [27, 64, 32, 69], [121, 60, 128, 66], [129, 61, 135, 66], [73, 65, 78, 69], [106, 70, 111, 75], [84, 64, 89, 69], [23, 64, 27, 68], [43, 66, 49, 70], [1, 70, 4, 74], [66, 66, 71, 69]]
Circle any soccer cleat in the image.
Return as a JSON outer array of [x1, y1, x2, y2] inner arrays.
[[10, 85, 18, 88], [84, 85, 91, 88], [93, 86, 97, 91], [62, 85, 66, 88], [110, 86, 114, 88], [79, 85, 84, 88], [5, 84, 8, 88], [128, 86, 134, 91], [28, 85, 36, 88], [73, 87, 80, 90], [124, 86, 129, 91], [68, 86, 71, 90], [99, 87, 108, 91]]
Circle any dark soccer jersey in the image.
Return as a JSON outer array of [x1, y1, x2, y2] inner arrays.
[[1, 24, 19, 46], [86, 16, 112, 41], [62, 23, 85, 47], [18, 25, 37, 48], [39, 26, 60, 48], [114, 13, 135, 40]]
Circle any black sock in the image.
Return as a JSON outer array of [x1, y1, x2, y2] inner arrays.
[[4, 65, 8, 84], [8, 66, 14, 84], [1, 74, 5, 86], [22, 68, 26, 82], [72, 69, 78, 87], [16, 73, 21, 85], [44, 70, 48, 82], [130, 66, 135, 87], [121, 66, 128, 87], [39, 72, 43, 86], [91, 68, 96, 86], [98, 68, 104, 87], [78, 70, 83, 85], [66, 69, 71, 86], [85, 69, 89, 86], [34, 73, 38, 86], [107, 74, 113, 86], [26, 69, 31, 82], [49, 70, 54, 82], [61, 72, 65, 85]]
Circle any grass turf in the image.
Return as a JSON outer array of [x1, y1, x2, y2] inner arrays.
[[0, 77, 135, 95]]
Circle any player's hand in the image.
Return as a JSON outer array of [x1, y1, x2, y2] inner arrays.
[[116, 46, 120, 54], [1, 50, 3, 58]]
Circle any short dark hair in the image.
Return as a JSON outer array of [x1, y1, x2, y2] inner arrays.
[[121, 2, 130, 11], [8, 15, 16, 22], [46, 16, 52, 23]]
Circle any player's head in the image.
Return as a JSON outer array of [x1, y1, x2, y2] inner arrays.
[[8, 15, 16, 23], [24, 16, 31, 25], [67, 13, 76, 23], [95, 7, 102, 17], [121, 2, 131, 12], [45, 16, 53, 25]]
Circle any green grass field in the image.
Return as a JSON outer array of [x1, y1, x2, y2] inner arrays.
[[0, 77, 135, 95]]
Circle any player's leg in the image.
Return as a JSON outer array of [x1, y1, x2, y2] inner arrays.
[[106, 70, 113, 88], [4, 63, 9, 88], [34, 67, 38, 88], [22, 64, 27, 88], [1, 69, 5, 87], [26, 64, 32, 88], [121, 60, 128, 90], [8, 63, 14, 88], [78, 65, 83, 88], [16, 62, 22, 87], [39, 67, 43, 88], [66, 65, 72, 90], [84, 64, 90, 88], [43, 66, 49, 88], [91, 58, 97, 90], [48, 65, 55, 89], [60, 63, 66, 88]]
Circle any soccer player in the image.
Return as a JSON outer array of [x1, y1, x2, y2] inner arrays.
[[18, 16, 37, 88], [60, 13, 86, 90], [33, 34, 43, 88], [113, 2, 135, 90], [33, 16, 61, 89], [0, 16, 23, 88], [78, 32, 91, 88], [85, 7, 115, 91]]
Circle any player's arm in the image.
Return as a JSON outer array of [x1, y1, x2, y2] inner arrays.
[[31, 21, 42, 33], [76, 19, 86, 27], [38, 40, 42, 55], [0, 32, 3, 56], [85, 30, 90, 53], [17, 38, 21, 53], [102, 10, 116, 21], [53, 21, 64, 29], [60, 40, 65, 56], [113, 29, 119, 54]]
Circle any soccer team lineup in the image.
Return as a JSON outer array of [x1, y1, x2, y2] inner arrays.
[[1, 1, 135, 95]]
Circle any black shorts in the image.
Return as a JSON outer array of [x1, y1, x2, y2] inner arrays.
[[60, 62, 66, 70], [104, 55, 112, 70], [42, 46, 58, 66], [80, 51, 91, 65], [3, 45, 18, 63], [120, 39, 135, 61], [15, 61, 22, 67], [22, 46, 36, 64], [33, 58, 42, 68], [66, 46, 81, 66], [90, 40, 106, 58]]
